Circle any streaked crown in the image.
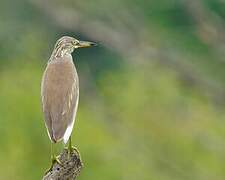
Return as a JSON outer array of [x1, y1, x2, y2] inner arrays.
[[51, 36, 78, 58]]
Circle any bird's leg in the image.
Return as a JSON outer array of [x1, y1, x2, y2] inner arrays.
[[51, 142, 62, 165], [68, 136, 72, 154], [68, 136, 80, 157], [45, 143, 62, 173]]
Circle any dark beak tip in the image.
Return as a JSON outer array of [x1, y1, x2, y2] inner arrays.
[[91, 42, 98, 46]]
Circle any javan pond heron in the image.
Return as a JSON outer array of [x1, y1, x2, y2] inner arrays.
[[41, 36, 96, 168]]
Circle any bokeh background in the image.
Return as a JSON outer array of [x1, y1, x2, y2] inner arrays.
[[0, 0, 225, 179]]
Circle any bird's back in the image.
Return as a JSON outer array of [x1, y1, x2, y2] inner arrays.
[[41, 55, 79, 143]]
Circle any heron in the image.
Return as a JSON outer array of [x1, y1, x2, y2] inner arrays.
[[41, 36, 96, 168]]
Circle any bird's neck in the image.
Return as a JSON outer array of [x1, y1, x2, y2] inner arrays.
[[49, 47, 71, 62]]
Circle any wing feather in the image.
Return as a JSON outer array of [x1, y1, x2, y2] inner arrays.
[[41, 57, 79, 143]]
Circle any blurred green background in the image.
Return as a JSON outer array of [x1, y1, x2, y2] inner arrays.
[[0, 0, 225, 179]]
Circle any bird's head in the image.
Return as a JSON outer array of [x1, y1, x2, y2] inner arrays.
[[53, 36, 97, 57]]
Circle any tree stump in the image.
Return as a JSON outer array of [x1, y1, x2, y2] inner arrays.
[[43, 148, 83, 180]]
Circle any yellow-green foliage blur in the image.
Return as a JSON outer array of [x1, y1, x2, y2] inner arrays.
[[0, 0, 225, 179]]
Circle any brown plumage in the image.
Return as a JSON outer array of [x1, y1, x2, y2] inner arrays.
[[41, 55, 79, 143], [41, 36, 96, 144]]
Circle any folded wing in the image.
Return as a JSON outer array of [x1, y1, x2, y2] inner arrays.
[[41, 58, 79, 143]]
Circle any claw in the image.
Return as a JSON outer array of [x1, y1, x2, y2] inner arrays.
[[45, 155, 62, 174], [65, 145, 81, 160], [53, 156, 62, 166], [70, 146, 80, 157]]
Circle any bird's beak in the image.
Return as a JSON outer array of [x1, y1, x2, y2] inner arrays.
[[76, 41, 97, 48]]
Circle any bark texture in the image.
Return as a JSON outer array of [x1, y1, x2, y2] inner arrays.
[[43, 148, 83, 180]]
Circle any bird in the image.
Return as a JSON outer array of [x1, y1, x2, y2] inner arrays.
[[41, 36, 96, 168]]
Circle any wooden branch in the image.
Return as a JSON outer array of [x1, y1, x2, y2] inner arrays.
[[43, 148, 83, 180]]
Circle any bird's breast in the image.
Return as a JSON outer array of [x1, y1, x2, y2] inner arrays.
[[41, 58, 79, 106]]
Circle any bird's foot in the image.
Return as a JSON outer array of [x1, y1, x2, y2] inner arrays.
[[64, 146, 81, 158], [45, 155, 62, 174], [69, 146, 80, 157]]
